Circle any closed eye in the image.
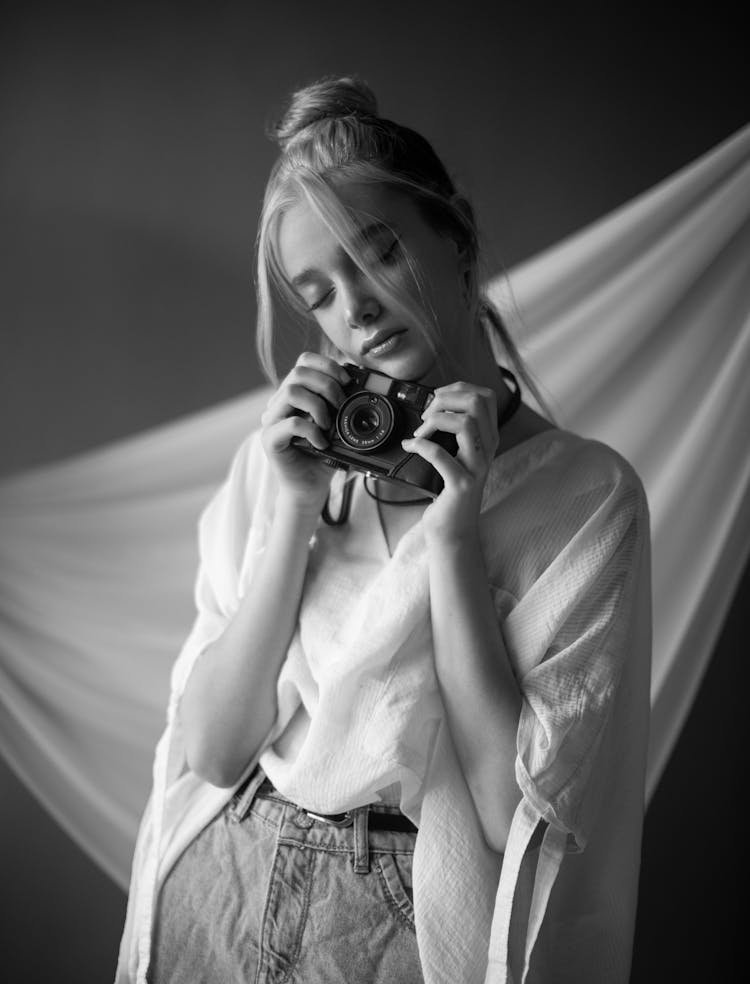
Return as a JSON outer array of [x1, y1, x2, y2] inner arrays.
[[309, 289, 333, 312], [377, 237, 402, 264], [306, 237, 402, 312]]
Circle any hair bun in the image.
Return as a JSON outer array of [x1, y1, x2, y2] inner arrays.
[[269, 75, 379, 150]]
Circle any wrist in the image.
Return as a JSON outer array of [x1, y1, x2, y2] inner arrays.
[[424, 522, 482, 556], [275, 488, 325, 528]]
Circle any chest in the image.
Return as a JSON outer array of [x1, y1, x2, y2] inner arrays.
[[375, 498, 426, 557], [298, 477, 433, 668], [323, 473, 427, 560]]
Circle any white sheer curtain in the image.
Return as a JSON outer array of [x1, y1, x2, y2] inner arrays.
[[1, 125, 748, 890]]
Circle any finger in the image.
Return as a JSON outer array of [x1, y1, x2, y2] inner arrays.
[[423, 388, 497, 450], [401, 435, 467, 489], [413, 410, 493, 464], [296, 351, 353, 386], [428, 383, 497, 416], [425, 388, 497, 432], [263, 415, 330, 453], [263, 384, 334, 431], [290, 363, 351, 405]]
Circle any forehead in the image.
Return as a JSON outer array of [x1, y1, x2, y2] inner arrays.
[[276, 182, 424, 278]]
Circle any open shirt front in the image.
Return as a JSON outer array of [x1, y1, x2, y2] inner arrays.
[[117, 425, 651, 984]]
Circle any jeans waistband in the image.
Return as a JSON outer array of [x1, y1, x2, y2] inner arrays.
[[232, 768, 414, 823], [227, 767, 417, 875]]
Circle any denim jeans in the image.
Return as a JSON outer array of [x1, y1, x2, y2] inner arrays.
[[150, 771, 424, 983]]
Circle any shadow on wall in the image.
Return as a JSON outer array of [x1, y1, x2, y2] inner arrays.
[[1, 204, 263, 476]]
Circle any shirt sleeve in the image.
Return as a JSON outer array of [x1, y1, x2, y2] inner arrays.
[[501, 457, 648, 846], [485, 444, 651, 984], [168, 429, 277, 702], [118, 430, 279, 984]]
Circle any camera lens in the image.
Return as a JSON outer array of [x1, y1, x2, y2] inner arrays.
[[337, 393, 395, 451], [351, 406, 381, 435]]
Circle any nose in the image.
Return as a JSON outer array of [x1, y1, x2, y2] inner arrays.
[[342, 277, 382, 329]]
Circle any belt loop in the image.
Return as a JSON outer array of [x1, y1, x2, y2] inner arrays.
[[228, 765, 266, 823], [352, 806, 370, 874]]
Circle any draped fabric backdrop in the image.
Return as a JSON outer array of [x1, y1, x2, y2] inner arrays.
[[1, 125, 749, 891]]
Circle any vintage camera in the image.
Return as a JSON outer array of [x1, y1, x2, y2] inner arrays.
[[292, 364, 457, 498]]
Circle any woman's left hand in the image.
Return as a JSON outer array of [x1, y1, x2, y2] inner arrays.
[[402, 381, 499, 543]]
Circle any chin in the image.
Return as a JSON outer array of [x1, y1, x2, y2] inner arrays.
[[410, 357, 454, 388], [378, 352, 438, 384]]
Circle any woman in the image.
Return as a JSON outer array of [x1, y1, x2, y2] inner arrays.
[[116, 76, 652, 984]]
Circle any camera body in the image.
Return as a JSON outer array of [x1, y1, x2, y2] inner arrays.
[[291, 363, 457, 498]]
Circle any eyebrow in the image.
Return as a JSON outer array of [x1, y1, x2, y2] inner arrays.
[[290, 221, 398, 289]]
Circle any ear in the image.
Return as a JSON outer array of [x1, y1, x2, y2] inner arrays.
[[455, 245, 476, 308]]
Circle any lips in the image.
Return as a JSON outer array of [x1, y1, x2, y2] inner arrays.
[[360, 328, 406, 357]]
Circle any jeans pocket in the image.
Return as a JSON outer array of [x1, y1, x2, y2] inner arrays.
[[376, 852, 415, 927]]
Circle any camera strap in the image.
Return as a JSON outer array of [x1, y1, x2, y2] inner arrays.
[[362, 476, 434, 508], [321, 474, 356, 526], [497, 367, 521, 429]]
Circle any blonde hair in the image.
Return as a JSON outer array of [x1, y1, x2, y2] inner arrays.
[[255, 74, 548, 411]]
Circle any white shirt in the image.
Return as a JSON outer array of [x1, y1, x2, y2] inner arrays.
[[116, 426, 651, 984]]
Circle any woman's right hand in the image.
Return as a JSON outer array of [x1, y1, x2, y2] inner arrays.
[[260, 352, 351, 511]]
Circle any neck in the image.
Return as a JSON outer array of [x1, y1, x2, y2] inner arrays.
[[424, 329, 515, 415], [423, 329, 555, 457]]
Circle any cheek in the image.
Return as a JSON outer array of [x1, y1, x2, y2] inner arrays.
[[314, 312, 352, 353]]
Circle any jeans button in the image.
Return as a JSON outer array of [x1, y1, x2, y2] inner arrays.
[[293, 809, 314, 829]]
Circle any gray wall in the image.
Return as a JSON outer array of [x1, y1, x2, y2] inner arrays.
[[1, 2, 746, 980]]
